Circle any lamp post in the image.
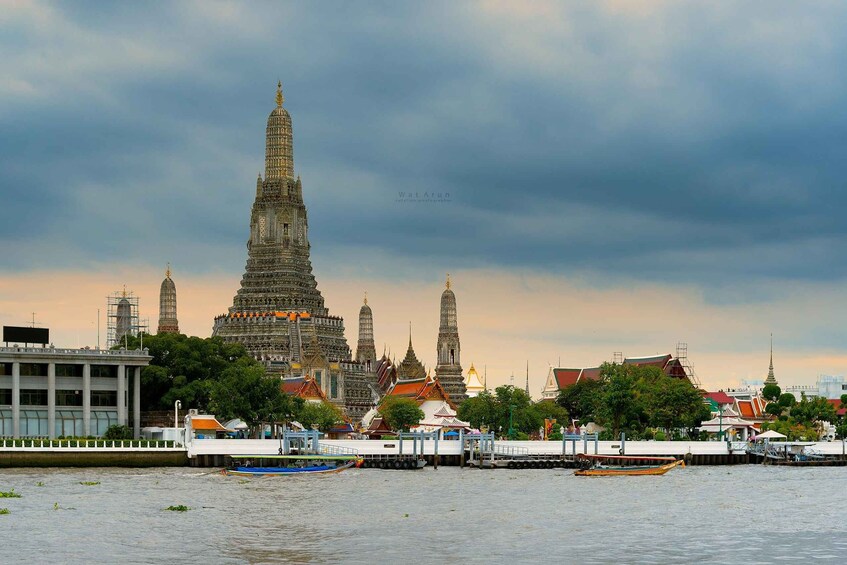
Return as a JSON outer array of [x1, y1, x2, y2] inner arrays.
[[174, 399, 181, 430], [718, 408, 723, 441]]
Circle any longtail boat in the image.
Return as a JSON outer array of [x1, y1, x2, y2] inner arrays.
[[223, 454, 363, 477], [574, 454, 685, 477]]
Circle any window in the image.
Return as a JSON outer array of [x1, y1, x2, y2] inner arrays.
[[330, 374, 338, 399], [56, 364, 83, 377], [91, 365, 118, 378], [20, 363, 48, 377], [91, 411, 117, 437], [20, 389, 48, 406], [56, 390, 83, 407], [0, 389, 11, 405], [450, 349, 455, 364], [315, 370, 322, 388], [0, 362, 12, 376], [21, 409, 48, 437], [91, 390, 117, 407], [56, 410, 84, 438]]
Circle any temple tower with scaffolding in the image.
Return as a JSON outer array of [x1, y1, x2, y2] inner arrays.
[[107, 289, 147, 347]]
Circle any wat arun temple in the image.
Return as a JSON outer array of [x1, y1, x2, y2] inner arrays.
[[213, 84, 467, 420]]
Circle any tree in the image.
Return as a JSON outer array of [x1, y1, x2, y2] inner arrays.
[[762, 384, 781, 402], [777, 393, 796, 409], [379, 397, 424, 432], [645, 374, 711, 436], [297, 402, 343, 432], [118, 333, 260, 411], [458, 391, 499, 431], [765, 402, 783, 417], [597, 362, 642, 437], [209, 361, 302, 436], [556, 378, 604, 425], [790, 396, 836, 426]]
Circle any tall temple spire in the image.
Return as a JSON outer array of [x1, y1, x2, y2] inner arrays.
[[525, 360, 530, 397], [212, 82, 374, 422], [356, 292, 376, 370], [764, 333, 777, 385], [157, 264, 179, 334], [265, 81, 294, 180], [436, 274, 466, 400]]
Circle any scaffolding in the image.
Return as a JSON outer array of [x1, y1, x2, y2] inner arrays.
[[676, 342, 701, 388], [106, 289, 148, 348]]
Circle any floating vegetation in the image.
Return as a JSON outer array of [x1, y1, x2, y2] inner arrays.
[[403, 513, 409, 518], [0, 508, 10, 515], [79, 481, 100, 486], [54, 502, 59, 510], [165, 505, 190, 512], [36, 482, 45, 487], [0, 489, 21, 498], [238, 479, 249, 485]]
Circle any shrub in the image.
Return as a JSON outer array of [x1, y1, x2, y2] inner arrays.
[[102, 425, 133, 440], [654, 431, 667, 441]]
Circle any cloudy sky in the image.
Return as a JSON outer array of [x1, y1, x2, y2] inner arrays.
[[2, 1, 847, 392]]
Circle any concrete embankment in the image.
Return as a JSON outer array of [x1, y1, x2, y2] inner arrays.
[[0, 451, 188, 468]]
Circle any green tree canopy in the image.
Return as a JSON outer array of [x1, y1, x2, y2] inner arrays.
[[789, 396, 836, 426], [118, 333, 259, 412], [777, 393, 797, 408], [209, 361, 302, 435], [379, 396, 424, 432], [297, 401, 344, 432], [556, 378, 604, 425], [762, 384, 782, 402]]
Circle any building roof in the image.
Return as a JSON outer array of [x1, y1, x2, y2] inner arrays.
[[189, 416, 229, 431], [826, 398, 847, 416], [705, 391, 734, 405], [386, 376, 456, 410], [465, 363, 485, 392], [281, 376, 327, 401], [553, 368, 583, 389]]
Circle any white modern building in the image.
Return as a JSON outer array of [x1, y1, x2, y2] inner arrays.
[[0, 345, 150, 439]]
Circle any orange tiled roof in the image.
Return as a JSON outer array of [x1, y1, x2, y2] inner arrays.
[[190, 416, 228, 431]]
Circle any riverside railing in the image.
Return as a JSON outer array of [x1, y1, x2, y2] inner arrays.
[[0, 438, 183, 450]]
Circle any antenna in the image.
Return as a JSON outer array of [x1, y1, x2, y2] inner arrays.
[[97, 308, 100, 350]]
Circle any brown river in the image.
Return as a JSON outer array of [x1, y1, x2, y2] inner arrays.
[[2, 465, 847, 563]]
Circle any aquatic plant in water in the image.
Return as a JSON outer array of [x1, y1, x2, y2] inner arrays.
[[0, 489, 21, 498], [166, 505, 190, 512], [0, 508, 10, 515], [79, 481, 100, 486], [36, 482, 45, 487]]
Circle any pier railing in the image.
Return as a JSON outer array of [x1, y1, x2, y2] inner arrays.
[[0, 438, 183, 450], [320, 443, 360, 456]]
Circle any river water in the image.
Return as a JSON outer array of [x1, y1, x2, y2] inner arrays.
[[2, 465, 846, 564]]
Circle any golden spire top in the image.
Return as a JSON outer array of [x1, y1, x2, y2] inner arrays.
[[122, 285, 127, 298], [446, 273, 451, 290], [363, 291, 368, 305], [166, 262, 171, 279], [275, 80, 284, 107]]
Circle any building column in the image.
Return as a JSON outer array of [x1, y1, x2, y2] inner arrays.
[[117, 364, 126, 426], [83, 363, 91, 437], [12, 361, 20, 439], [47, 363, 56, 439], [133, 366, 141, 439]]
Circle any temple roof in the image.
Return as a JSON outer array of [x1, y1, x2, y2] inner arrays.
[[281, 376, 326, 401], [465, 363, 485, 391], [396, 335, 426, 381]]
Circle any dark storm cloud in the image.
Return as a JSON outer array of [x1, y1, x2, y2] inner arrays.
[[2, 1, 847, 289]]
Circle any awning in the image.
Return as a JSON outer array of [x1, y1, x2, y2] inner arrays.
[[189, 416, 230, 431]]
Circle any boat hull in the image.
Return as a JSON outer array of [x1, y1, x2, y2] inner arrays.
[[575, 459, 684, 477], [223, 460, 358, 477]]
